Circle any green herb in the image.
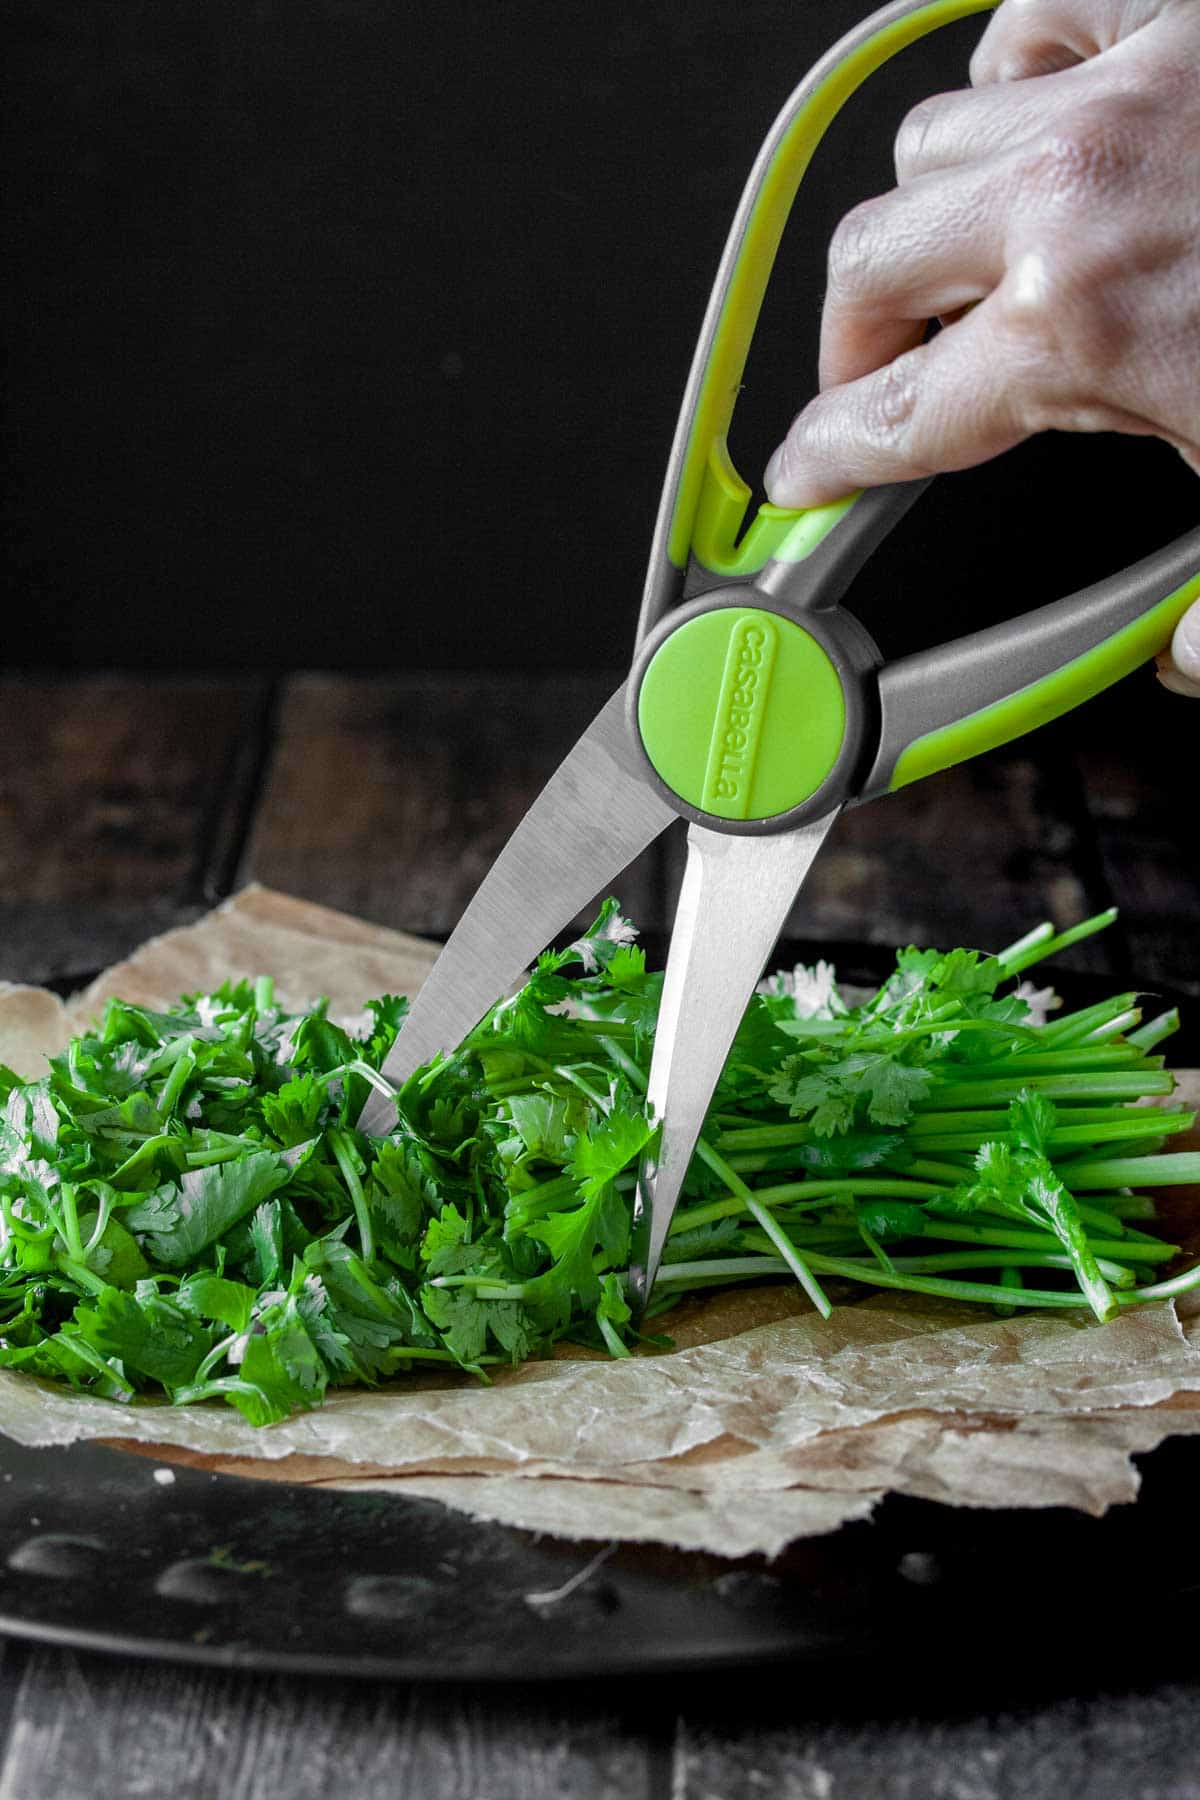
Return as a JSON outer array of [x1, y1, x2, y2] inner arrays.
[[0, 908, 1196, 1423]]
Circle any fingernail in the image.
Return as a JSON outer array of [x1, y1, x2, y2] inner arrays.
[[1175, 607, 1200, 682], [764, 441, 817, 509], [1155, 666, 1200, 699]]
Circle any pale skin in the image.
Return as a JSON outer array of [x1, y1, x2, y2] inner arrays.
[[763, 0, 1200, 695]]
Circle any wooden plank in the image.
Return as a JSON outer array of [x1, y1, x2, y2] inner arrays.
[[0, 675, 273, 984], [668, 1681, 1200, 1799], [0, 1647, 653, 1800], [240, 673, 666, 938], [1067, 699, 1200, 996], [2, 1641, 1198, 1800], [803, 750, 1109, 965]]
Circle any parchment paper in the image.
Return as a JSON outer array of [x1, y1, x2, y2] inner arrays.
[[2, 886, 1198, 1559]]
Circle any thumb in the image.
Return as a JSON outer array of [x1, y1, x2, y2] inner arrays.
[[763, 301, 1029, 508], [1157, 597, 1200, 698]]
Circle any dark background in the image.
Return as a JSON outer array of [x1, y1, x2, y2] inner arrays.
[[3, 0, 1198, 673]]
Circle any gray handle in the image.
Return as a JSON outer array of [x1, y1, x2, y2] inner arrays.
[[756, 479, 932, 613], [862, 525, 1200, 799]]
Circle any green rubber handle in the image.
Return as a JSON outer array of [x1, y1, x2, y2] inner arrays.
[[635, 0, 1001, 643], [865, 531, 1200, 797]]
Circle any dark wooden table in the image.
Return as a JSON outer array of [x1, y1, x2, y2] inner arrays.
[[0, 668, 1198, 1799]]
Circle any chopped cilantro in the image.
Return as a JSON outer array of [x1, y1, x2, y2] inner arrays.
[[0, 904, 1195, 1420]]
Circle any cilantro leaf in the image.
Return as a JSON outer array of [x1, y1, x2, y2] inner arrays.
[[74, 1286, 213, 1389], [567, 1095, 653, 1202], [125, 1149, 292, 1267], [260, 1074, 330, 1147]]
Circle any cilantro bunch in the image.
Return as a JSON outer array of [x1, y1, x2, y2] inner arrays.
[[0, 904, 1197, 1425]]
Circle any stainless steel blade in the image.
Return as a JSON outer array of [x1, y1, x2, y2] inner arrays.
[[627, 810, 839, 1316], [358, 684, 677, 1133]]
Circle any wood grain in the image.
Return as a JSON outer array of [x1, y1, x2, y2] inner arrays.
[[3, 1643, 1200, 1800], [669, 1680, 1200, 1800], [0, 675, 273, 983], [0, 1647, 656, 1800], [239, 672, 664, 935]]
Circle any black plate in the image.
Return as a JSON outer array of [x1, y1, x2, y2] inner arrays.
[[3, 1432, 1200, 1683], [0, 948, 1195, 1681]]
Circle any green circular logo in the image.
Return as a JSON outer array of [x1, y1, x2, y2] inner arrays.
[[636, 607, 846, 820]]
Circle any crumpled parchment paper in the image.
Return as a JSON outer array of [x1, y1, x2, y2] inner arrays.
[[1, 886, 1198, 1560]]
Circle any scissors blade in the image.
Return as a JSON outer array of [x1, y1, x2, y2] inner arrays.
[[358, 683, 676, 1132], [627, 810, 839, 1316]]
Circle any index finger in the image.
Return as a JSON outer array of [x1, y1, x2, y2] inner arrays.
[[764, 294, 1032, 506]]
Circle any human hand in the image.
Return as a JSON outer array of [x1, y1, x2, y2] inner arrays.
[[763, 0, 1200, 696]]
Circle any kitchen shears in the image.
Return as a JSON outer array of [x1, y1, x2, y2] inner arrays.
[[360, 0, 1200, 1318]]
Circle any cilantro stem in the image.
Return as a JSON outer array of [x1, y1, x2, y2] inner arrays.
[[860, 1015, 1040, 1047], [911, 1113, 1193, 1154], [1042, 993, 1139, 1045], [1102, 1192, 1159, 1219], [504, 1174, 578, 1226], [905, 1158, 976, 1182], [1114, 1264, 1200, 1305], [596, 1035, 648, 1092], [329, 1128, 373, 1262], [996, 921, 1055, 967], [716, 1123, 813, 1152], [80, 1188, 115, 1255], [429, 1277, 528, 1299], [55, 1256, 110, 1296], [1076, 1008, 1144, 1045], [939, 1047, 1154, 1074], [761, 1253, 1114, 1310], [743, 1194, 832, 1317], [157, 1044, 196, 1119], [552, 1065, 611, 1110], [1128, 1009, 1179, 1052], [995, 1263, 1024, 1319], [193, 1331, 244, 1384], [321, 1059, 399, 1106], [920, 1221, 1172, 1261], [998, 908, 1118, 977], [882, 1250, 1137, 1285], [689, 1135, 832, 1318], [657, 1246, 1189, 1312], [1052, 1151, 1200, 1190], [654, 1255, 791, 1287], [673, 1176, 949, 1237], [57, 1333, 136, 1394], [171, 1377, 288, 1407], [926, 1072, 1174, 1106], [59, 1184, 85, 1262], [185, 1145, 247, 1167], [597, 1314, 632, 1358], [737, 1233, 1137, 1286]]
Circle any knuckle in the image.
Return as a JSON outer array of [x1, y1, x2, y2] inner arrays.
[[1019, 96, 1145, 209], [826, 198, 891, 301], [969, 0, 1049, 84], [991, 268, 1065, 413], [858, 356, 922, 457], [992, 247, 1130, 431], [893, 96, 944, 179], [994, 252, 1067, 355]]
